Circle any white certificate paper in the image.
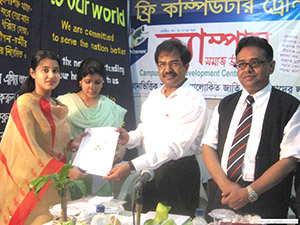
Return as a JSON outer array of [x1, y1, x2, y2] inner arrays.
[[72, 127, 119, 176]]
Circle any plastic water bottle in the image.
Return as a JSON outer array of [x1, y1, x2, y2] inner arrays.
[[96, 204, 105, 214], [191, 208, 207, 225], [91, 204, 110, 225]]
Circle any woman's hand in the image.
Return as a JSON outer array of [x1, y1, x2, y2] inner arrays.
[[69, 132, 89, 152], [113, 145, 126, 165], [68, 166, 88, 180]]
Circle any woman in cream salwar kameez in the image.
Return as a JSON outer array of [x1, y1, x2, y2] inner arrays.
[[0, 50, 87, 225]]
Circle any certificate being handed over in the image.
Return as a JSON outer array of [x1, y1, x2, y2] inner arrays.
[[72, 127, 119, 176]]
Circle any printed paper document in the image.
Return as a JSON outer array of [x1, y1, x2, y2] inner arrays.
[[72, 127, 119, 176]]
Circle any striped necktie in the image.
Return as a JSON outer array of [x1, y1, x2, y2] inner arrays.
[[227, 95, 255, 184]]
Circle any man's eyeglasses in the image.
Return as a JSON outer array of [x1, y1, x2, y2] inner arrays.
[[234, 59, 265, 70], [157, 61, 183, 70]]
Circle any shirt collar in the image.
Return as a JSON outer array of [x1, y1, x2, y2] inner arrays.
[[240, 83, 272, 108], [159, 79, 190, 98]]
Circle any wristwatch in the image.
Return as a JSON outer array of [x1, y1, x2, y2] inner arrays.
[[246, 185, 258, 203], [128, 161, 136, 174]]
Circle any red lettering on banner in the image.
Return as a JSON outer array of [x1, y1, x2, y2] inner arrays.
[[155, 29, 272, 65]]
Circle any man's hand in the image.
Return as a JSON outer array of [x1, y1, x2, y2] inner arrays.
[[202, 144, 249, 210], [116, 127, 129, 145], [103, 163, 131, 181], [221, 183, 249, 210]]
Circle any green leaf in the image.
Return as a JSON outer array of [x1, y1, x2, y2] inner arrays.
[[144, 219, 154, 225], [29, 176, 48, 190], [59, 164, 72, 181], [29, 163, 86, 211], [153, 215, 164, 225], [34, 175, 50, 193], [153, 202, 170, 224], [62, 221, 74, 225], [164, 219, 176, 225], [69, 180, 86, 194], [50, 173, 58, 184], [29, 175, 50, 200], [56, 186, 63, 197], [67, 180, 86, 199], [73, 179, 86, 194]]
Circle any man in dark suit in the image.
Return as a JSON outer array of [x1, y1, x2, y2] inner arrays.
[[202, 36, 300, 220]]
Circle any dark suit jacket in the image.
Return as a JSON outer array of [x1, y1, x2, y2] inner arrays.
[[206, 87, 299, 219]]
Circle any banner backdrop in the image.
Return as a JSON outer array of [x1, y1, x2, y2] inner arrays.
[[129, 0, 300, 99], [0, 0, 137, 159]]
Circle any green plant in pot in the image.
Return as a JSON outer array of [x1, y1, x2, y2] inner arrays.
[[29, 164, 86, 223]]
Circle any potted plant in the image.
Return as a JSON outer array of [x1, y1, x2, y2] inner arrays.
[[29, 164, 86, 223]]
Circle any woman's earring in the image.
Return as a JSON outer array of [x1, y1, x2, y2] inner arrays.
[[79, 81, 82, 87]]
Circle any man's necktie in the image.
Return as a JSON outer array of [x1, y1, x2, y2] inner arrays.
[[227, 95, 255, 184]]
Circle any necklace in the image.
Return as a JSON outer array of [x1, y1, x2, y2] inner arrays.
[[77, 92, 99, 108], [32, 91, 56, 105]]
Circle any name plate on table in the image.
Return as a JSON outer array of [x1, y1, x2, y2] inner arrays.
[[72, 127, 119, 176]]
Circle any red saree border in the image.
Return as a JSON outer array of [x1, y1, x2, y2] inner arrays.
[[39, 98, 56, 150], [0, 147, 17, 186], [9, 158, 65, 225], [11, 99, 37, 158]]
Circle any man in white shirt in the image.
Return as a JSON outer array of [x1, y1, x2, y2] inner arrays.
[[202, 36, 300, 220], [294, 163, 300, 218], [104, 39, 207, 216]]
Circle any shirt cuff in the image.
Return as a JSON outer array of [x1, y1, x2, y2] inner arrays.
[[280, 149, 300, 160], [202, 140, 217, 151], [131, 155, 148, 173], [125, 131, 139, 149]]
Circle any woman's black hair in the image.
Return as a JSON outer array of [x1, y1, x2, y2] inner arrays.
[[76, 57, 106, 93], [17, 50, 61, 95]]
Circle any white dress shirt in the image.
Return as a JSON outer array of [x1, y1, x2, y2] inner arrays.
[[202, 83, 300, 181], [126, 80, 208, 172]]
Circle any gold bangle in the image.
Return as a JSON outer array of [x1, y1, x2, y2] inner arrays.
[[67, 139, 77, 152], [69, 148, 77, 153]]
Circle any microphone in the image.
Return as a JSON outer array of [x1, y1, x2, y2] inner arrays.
[[134, 169, 154, 190], [134, 169, 154, 225]]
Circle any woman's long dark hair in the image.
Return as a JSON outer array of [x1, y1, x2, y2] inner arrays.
[[17, 50, 61, 95]]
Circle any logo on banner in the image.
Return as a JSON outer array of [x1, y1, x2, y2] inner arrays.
[[130, 25, 149, 64]]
